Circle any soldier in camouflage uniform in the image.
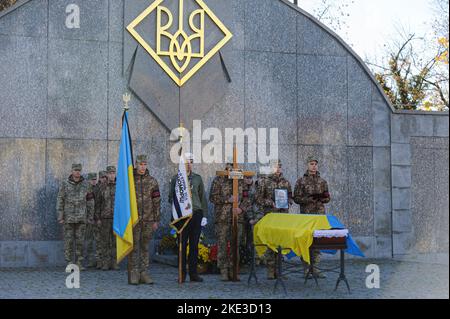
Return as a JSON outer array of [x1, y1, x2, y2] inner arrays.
[[294, 156, 331, 278], [57, 163, 89, 270], [255, 160, 293, 279], [242, 175, 256, 252], [97, 166, 120, 271], [84, 173, 97, 268], [209, 162, 251, 281], [247, 174, 267, 266], [129, 155, 161, 285], [93, 170, 107, 269]]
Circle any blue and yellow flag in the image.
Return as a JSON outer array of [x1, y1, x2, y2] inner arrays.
[[254, 213, 365, 264], [113, 111, 138, 263]]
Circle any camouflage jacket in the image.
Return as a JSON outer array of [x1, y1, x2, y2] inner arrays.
[[97, 180, 116, 219], [245, 179, 264, 223], [209, 176, 251, 224], [93, 182, 104, 221], [86, 183, 95, 224], [255, 173, 292, 214], [56, 175, 89, 224], [293, 171, 330, 214], [134, 169, 161, 222]]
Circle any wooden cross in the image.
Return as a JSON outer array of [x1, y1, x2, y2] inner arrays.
[[216, 146, 255, 281]]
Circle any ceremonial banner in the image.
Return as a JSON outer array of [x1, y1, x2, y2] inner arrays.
[[170, 153, 193, 233]]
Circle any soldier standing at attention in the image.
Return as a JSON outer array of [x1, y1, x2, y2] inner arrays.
[[294, 156, 331, 278], [128, 155, 161, 285], [169, 153, 208, 283], [242, 175, 256, 259], [84, 173, 97, 268], [93, 170, 107, 269], [57, 163, 89, 270], [255, 159, 293, 279], [209, 161, 250, 281], [97, 166, 120, 271]]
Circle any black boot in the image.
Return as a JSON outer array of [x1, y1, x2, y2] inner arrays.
[[189, 273, 204, 282]]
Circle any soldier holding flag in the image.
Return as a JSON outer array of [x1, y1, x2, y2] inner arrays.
[[128, 154, 161, 285]]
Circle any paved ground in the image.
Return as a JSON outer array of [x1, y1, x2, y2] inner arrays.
[[0, 258, 448, 299]]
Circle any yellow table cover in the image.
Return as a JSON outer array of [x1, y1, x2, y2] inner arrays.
[[253, 213, 331, 264]]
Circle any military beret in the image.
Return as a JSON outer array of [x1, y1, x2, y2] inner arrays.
[[306, 156, 319, 164], [87, 173, 97, 180], [106, 166, 116, 173], [72, 163, 82, 171], [136, 154, 148, 163], [99, 171, 107, 178]]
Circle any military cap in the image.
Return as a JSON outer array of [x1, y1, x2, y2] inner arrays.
[[72, 163, 82, 171], [259, 166, 272, 176], [306, 156, 319, 164], [87, 173, 97, 180], [99, 171, 107, 178], [136, 154, 148, 163], [184, 152, 194, 161], [106, 166, 116, 173], [269, 159, 282, 167]]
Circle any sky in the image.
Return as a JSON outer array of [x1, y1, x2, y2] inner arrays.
[[294, 0, 437, 61]]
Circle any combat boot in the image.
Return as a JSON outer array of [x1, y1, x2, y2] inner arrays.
[[102, 261, 110, 271], [140, 272, 154, 284], [189, 273, 203, 282], [129, 270, 140, 285], [312, 252, 326, 278], [111, 263, 120, 271], [220, 268, 229, 281], [228, 269, 240, 281], [267, 268, 276, 280], [77, 262, 85, 271], [313, 269, 327, 279]]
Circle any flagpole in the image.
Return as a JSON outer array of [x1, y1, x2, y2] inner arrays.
[[178, 122, 184, 284], [123, 93, 132, 285], [174, 122, 193, 284]]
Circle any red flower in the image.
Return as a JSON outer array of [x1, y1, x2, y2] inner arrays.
[[209, 242, 233, 261], [209, 244, 218, 261]]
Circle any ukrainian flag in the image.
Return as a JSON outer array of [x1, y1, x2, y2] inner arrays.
[[113, 111, 138, 263]]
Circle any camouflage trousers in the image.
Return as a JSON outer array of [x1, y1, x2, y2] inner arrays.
[[94, 223, 102, 263], [129, 221, 155, 273], [84, 223, 97, 265], [215, 222, 243, 271], [301, 250, 321, 269], [99, 219, 116, 267], [63, 223, 86, 264]]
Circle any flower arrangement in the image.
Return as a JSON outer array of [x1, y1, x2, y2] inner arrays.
[[160, 229, 250, 273], [197, 243, 210, 264], [159, 230, 177, 255]]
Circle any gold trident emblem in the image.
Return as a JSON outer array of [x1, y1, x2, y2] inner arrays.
[[127, 0, 232, 87], [157, 0, 204, 73]]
